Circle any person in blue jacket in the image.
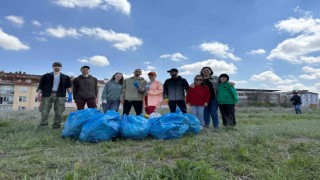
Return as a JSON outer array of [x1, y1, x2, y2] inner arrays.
[[290, 91, 302, 114]]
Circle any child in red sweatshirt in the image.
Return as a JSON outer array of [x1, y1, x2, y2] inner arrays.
[[186, 75, 211, 127]]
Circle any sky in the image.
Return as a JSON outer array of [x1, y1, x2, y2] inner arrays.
[[1, 0, 320, 93]]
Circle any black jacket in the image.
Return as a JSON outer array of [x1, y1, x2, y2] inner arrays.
[[163, 76, 189, 100], [38, 72, 72, 97], [290, 95, 302, 105]]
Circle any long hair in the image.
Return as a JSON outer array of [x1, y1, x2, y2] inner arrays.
[[111, 72, 124, 85]]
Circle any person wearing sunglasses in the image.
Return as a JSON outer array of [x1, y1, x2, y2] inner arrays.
[[186, 75, 210, 127]]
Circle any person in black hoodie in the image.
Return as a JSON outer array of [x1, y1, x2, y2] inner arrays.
[[163, 68, 189, 113], [73, 66, 98, 110], [290, 91, 302, 114]]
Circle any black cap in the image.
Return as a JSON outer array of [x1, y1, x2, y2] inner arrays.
[[81, 66, 90, 70], [167, 68, 178, 73], [52, 62, 62, 67]]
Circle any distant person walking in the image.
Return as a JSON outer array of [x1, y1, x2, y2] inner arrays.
[[163, 68, 189, 113], [290, 91, 302, 114], [73, 66, 98, 110], [121, 69, 147, 115], [186, 75, 210, 126], [37, 62, 72, 129], [101, 72, 124, 113], [144, 71, 163, 115], [217, 74, 238, 127]]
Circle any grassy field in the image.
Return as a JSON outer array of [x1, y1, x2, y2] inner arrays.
[[0, 107, 320, 179]]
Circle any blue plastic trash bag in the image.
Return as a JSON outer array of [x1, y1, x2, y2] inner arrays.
[[61, 108, 100, 138], [148, 113, 189, 140], [182, 113, 201, 134], [79, 110, 120, 142], [119, 115, 149, 139]]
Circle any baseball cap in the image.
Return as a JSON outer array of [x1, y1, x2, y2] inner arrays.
[[52, 62, 62, 67], [81, 65, 90, 70], [148, 71, 157, 76], [167, 68, 178, 73]]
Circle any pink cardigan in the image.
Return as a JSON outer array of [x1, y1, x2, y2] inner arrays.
[[145, 80, 163, 108]]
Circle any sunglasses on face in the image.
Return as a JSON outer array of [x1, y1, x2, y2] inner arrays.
[[195, 79, 203, 81]]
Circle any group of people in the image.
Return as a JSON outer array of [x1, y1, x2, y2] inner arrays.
[[37, 62, 239, 129]]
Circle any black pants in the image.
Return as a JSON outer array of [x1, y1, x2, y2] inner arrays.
[[168, 100, 187, 113], [123, 100, 143, 115], [218, 104, 236, 126]]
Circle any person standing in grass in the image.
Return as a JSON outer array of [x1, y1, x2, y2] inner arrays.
[[37, 62, 72, 129], [217, 73, 238, 127], [144, 71, 163, 116], [186, 75, 211, 127], [163, 68, 189, 113], [120, 68, 147, 115], [72, 66, 98, 110], [101, 72, 124, 113], [290, 91, 302, 114]]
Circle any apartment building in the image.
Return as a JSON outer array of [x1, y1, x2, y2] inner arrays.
[[283, 90, 319, 107], [236, 88, 281, 105]]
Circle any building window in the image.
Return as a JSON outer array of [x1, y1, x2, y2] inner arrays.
[[19, 96, 27, 102], [19, 86, 28, 93], [25, 79, 32, 83], [18, 106, 26, 110]]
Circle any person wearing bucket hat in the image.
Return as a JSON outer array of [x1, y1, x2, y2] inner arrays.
[[73, 65, 98, 110], [37, 62, 72, 129], [144, 71, 163, 116], [163, 68, 189, 113]]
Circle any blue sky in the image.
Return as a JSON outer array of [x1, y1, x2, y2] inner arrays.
[[1, 0, 320, 93]]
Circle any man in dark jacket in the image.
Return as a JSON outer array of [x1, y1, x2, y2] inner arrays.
[[290, 91, 302, 114], [73, 66, 98, 110], [37, 62, 72, 129], [163, 68, 189, 113]]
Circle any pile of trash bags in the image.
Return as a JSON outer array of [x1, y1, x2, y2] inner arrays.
[[62, 108, 201, 142]]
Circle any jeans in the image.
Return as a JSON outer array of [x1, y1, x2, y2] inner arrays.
[[294, 105, 302, 114], [191, 106, 204, 126], [102, 100, 120, 113], [204, 98, 219, 128]]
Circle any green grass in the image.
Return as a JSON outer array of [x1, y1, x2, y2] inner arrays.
[[0, 107, 320, 179]]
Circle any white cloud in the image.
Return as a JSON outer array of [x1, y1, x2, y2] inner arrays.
[[5, 15, 24, 27], [102, 0, 131, 15], [79, 27, 142, 51], [251, 71, 297, 85], [0, 28, 29, 50], [299, 66, 320, 80], [179, 59, 237, 76], [78, 55, 110, 66], [247, 49, 266, 55], [31, 20, 41, 27], [143, 61, 151, 65], [200, 41, 241, 61], [146, 66, 156, 71], [268, 17, 320, 64], [35, 37, 47, 42], [53, 0, 131, 15], [46, 25, 80, 38], [159, 52, 187, 61]]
